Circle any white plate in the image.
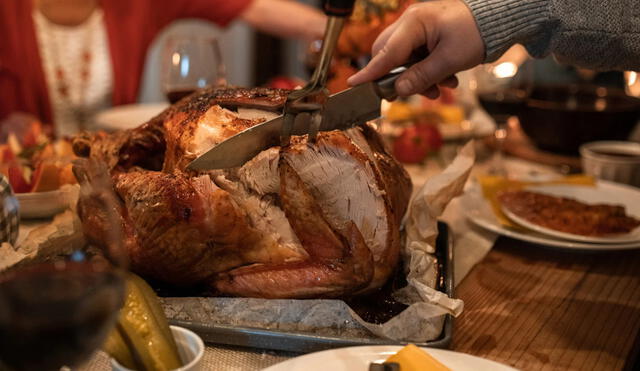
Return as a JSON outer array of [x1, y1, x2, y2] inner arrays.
[[17, 185, 77, 219], [95, 103, 169, 132], [263, 346, 518, 371], [460, 180, 640, 250], [500, 185, 640, 243]]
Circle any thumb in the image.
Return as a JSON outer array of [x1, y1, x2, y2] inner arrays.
[[395, 47, 456, 96]]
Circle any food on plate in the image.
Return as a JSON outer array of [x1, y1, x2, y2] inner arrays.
[[73, 87, 412, 299], [497, 190, 640, 236], [381, 89, 468, 149], [385, 101, 415, 122], [435, 104, 465, 125], [383, 89, 465, 125], [392, 121, 443, 164], [104, 273, 182, 371], [382, 344, 451, 371], [0, 120, 77, 193]]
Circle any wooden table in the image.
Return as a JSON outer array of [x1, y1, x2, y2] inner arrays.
[[452, 236, 640, 370]]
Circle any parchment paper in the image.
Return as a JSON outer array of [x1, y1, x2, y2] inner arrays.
[[162, 142, 476, 342], [0, 184, 84, 272]]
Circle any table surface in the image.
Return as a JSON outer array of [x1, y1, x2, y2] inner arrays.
[[452, 236, 640, 371]]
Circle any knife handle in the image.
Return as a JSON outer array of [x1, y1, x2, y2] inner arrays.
[[374, 48, 430, 101], [323, 0, 356, 17]]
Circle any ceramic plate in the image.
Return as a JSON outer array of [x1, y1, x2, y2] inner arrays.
[[95, 103, 169, 132], [500, 184, 640, 243], [460, 180, 640, 250], [263, 346, 518, 371]]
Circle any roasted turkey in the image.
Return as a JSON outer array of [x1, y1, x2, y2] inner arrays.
[[73, 87, 412, 298]]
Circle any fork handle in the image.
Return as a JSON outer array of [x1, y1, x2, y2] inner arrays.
[[324, 0, 356, 16]]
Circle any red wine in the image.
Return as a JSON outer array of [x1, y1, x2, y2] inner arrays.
[[166, 89, 196, 104], [0, 262, 125, 371], [478, 89, 527, 121]]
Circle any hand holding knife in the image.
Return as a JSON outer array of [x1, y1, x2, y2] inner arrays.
[[187, 1, 429, 171]]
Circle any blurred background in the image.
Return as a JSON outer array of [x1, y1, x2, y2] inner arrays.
[[1, 0, 639, 196]]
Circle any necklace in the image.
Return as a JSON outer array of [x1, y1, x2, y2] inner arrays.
[[45, 12, 94, 130]]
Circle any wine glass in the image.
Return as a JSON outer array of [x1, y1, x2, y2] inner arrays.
[[161, 35, 226, 104], [0, 162, 127, 371], [625, 71, 640, 98], [473, 48, 533, 175]]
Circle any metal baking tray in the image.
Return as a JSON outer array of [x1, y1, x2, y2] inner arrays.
[[167, 221, 454, 353]]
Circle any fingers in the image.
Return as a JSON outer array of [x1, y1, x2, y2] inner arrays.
[[371, 20, 400, 56], [347, 16, 426, 86], [439, 75, 459, 89], [395, 46, 458, 96], [423, 86, 440, 100], [348, 0, 485, 97], [416, 75, 459, 99]]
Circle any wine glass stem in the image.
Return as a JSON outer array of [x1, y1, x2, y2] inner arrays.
[[491, 119, 509, 176]]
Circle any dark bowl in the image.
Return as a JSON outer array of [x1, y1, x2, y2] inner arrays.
[[517, 85, 640, 154]]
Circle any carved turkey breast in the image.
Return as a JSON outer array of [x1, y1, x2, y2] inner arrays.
[[73, 87, 412, 298]]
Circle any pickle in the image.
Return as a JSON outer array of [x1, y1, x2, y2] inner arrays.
[[103, 273, 182, 371], [128, 273, 178, 352], [103, 325, 136, 369]]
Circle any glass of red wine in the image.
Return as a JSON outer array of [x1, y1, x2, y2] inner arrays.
[[0, 162, 127, 371], [474, 55, 532, 175], [161, 35, 226, 104]]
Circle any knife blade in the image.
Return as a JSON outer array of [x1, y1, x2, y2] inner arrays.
[[187, 73, 403, 170], [187, 47, 430, 171]]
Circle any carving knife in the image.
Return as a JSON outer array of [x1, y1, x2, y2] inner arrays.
[[188, 54, 427, 171]]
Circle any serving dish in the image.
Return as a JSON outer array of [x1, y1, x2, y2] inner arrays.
[[580, 140, 640, 187], [518, 85, 640, 154], [163, 221, 454, 353], [110, 326, 204, 371]]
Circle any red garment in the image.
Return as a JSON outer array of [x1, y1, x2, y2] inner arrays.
[[0, 0, 252, 126]]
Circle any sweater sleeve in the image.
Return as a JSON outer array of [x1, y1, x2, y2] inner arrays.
[[464, 0, 640, 71]]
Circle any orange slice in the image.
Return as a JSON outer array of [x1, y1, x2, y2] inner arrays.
[[30, 162, 61, 192]]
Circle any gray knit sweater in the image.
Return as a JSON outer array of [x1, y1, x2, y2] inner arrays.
[[464, 0, 640, 70]]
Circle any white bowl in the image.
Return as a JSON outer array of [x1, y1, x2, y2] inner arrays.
[[95, 103, 169, 132], [16, 185, 78, 219], [580, 141, 640, 187], [111, 325, 204, 371]]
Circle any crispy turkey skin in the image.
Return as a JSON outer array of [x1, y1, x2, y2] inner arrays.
[[73, 87, 411, 298]]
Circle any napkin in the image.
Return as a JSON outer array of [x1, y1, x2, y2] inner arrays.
[[478, 174, 596, 228]]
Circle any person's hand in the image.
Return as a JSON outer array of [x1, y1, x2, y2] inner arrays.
[[347, 0, 485, 99]]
